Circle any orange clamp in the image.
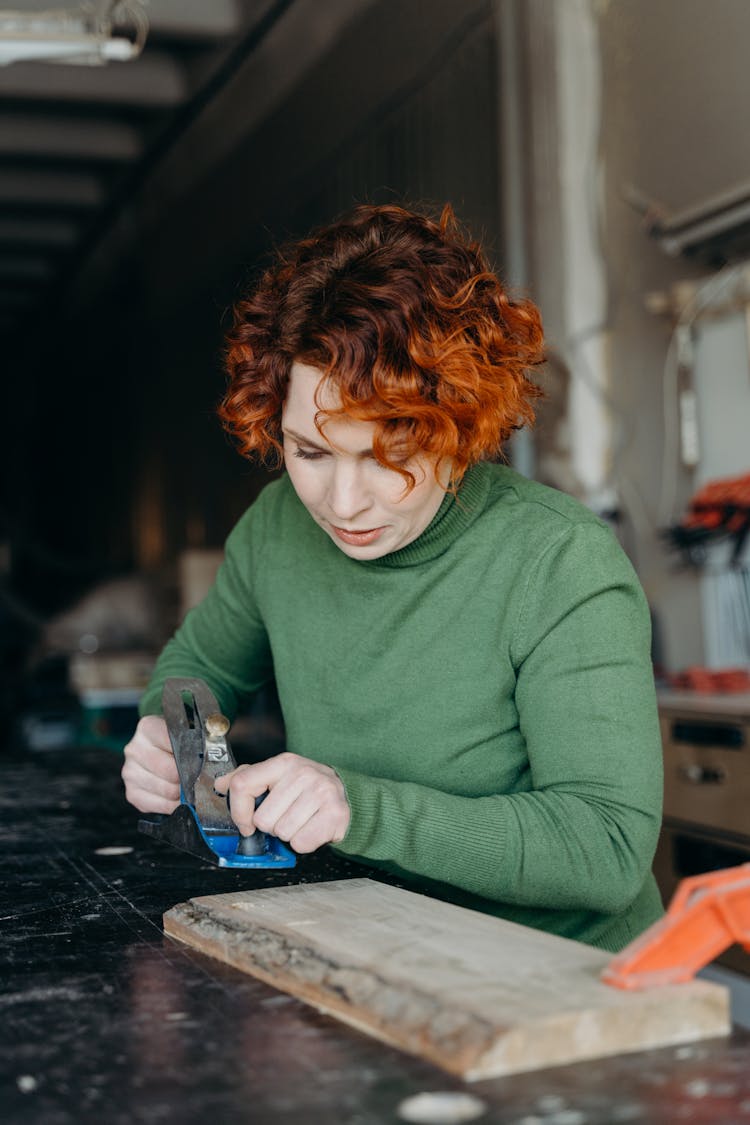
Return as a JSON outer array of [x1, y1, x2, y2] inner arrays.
[[602, 864, 750, 990]]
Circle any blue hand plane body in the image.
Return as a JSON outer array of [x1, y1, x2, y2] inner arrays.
[[138, 677, 296, 869]]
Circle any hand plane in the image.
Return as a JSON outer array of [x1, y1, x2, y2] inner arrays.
[[138, 677, 296, 869]]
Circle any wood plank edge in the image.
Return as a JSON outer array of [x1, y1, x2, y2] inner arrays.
[[465, 986, 732, 1080], [163, 899, 494, 1076], [163, 900, 733, 1081]]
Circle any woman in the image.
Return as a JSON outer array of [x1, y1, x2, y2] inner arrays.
[[122, 203, 663, 951]]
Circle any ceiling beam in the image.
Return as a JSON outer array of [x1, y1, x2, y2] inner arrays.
[[146, 0, 245, 40], [0, 50, 187, 108], [0, 217, 80, 247], [0, 169, 103, 207], [5, 0, 244, 41], [0, 113, 143, 161], [0, 255, 54, 282]]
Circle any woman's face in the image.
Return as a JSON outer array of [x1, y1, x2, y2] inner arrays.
[[281, 362, 451, 560]]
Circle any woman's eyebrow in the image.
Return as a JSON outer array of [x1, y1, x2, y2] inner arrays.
[[282, 428, 331, 451], [282, 427, 377, 458]]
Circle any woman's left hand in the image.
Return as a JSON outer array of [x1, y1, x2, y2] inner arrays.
[[213, 752, 351, 854]]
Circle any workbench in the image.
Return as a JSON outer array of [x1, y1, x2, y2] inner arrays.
[[3, 745, 750, 1125]]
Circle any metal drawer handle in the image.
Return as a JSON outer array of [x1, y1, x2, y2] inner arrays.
[[678, 764, 727, 785]]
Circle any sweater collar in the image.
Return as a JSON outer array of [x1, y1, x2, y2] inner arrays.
[[361, 461, 493, 568]]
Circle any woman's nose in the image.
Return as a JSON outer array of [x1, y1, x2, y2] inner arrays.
[[327, 461, 371, 521]]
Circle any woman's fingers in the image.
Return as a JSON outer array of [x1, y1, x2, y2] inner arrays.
[[122, 715, 180, 811], [122, 733, 351, 851], [271, 797, 344, 854], [215, 752, 350, 850], [123, 757, 180, 803], [125, 782, 180, 816]]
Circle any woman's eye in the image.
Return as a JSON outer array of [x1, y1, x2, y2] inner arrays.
[[378, 452, 412, 469], [293, 447, 326, 461]]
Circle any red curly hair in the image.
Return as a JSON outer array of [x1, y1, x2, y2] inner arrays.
[[220, 203, 544, 488]]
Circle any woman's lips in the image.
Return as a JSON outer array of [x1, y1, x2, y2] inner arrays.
[[331, 525, 386, 546]]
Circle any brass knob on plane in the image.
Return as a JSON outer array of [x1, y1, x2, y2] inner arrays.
[[205, 712, 230, 739]]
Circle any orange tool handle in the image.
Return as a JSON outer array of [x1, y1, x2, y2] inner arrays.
[[602, 863, 750, 990]]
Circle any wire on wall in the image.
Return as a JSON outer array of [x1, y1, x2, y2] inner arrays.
[[657, 262, 749, 528]]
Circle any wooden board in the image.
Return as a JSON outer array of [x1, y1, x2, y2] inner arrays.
[[163, 878, 730, 1080]]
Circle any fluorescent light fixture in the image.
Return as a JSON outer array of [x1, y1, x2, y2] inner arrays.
[[652, 182, 750, 259], [0, 3, 148, 67]]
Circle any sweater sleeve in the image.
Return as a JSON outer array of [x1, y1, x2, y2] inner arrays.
[[138, 503, 274, 721], [334, 523, 664, 916]]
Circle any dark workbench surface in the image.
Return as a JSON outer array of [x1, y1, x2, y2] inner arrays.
[[3, 746, 750, 1125]]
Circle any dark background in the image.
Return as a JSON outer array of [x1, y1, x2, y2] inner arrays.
[[0, 0, 501, 726], [2, 0, 499, 599], [2, 0, 750, 726]]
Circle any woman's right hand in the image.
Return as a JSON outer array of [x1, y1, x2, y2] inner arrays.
[[122, 715, 180, 814]]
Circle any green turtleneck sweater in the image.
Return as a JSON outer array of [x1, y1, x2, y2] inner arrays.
[[140, 462, 664, 951]]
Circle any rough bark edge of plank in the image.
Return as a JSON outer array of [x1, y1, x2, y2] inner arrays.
[[164, 898, 496, 1075], [163, 897, 732, 1080]]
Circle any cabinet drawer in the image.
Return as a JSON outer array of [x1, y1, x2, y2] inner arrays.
[[660, 714, 750, 838]]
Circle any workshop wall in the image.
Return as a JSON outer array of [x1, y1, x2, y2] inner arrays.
[[596, 0, 750, 669]]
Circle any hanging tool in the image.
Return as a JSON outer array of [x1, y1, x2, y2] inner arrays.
[[138, 677, 296, 869], [602, 863, 750, 990]]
